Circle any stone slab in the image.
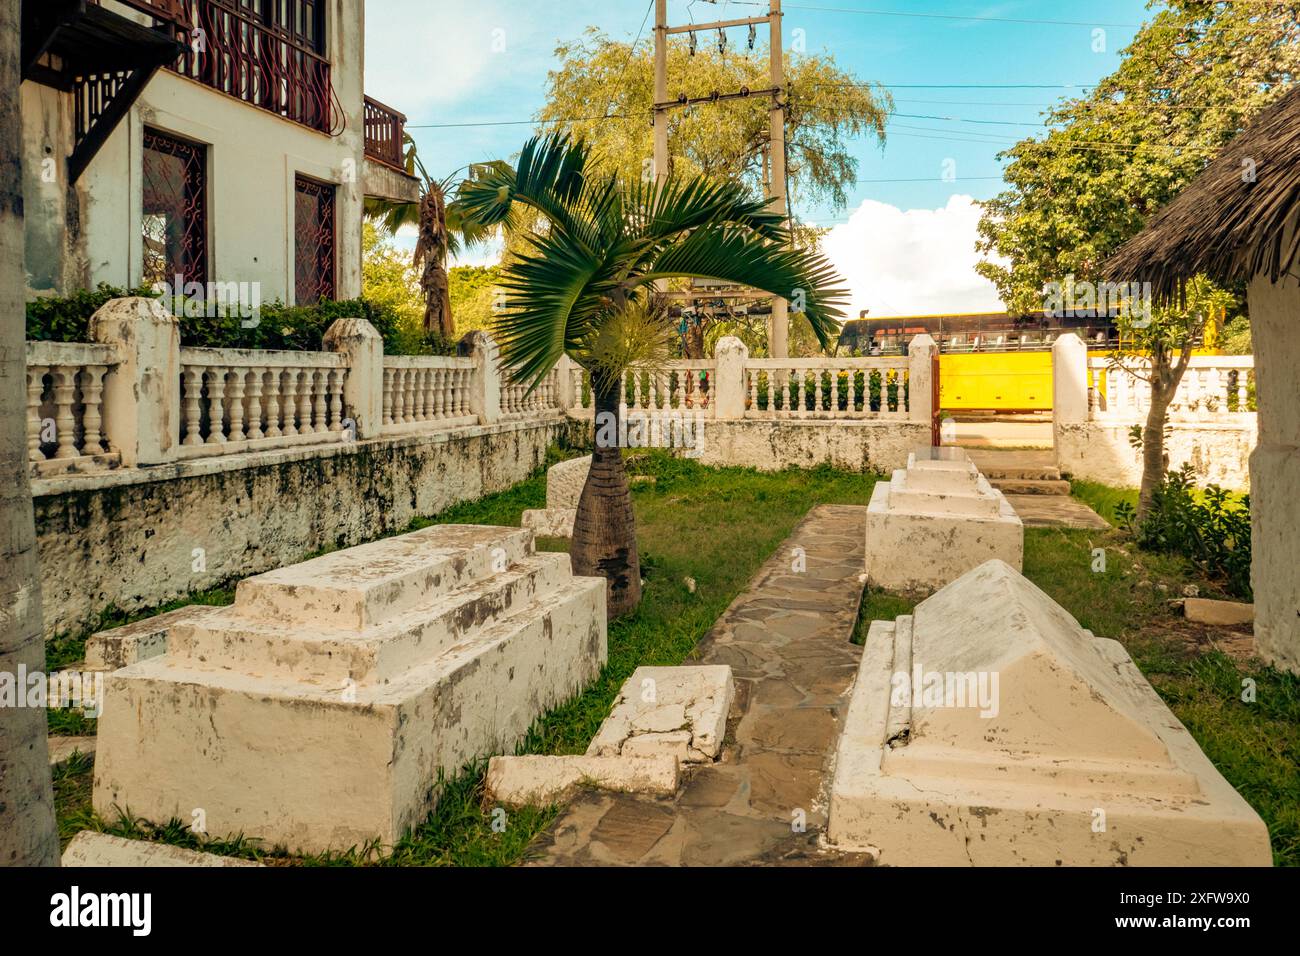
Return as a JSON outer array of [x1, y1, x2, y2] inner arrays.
[[62, 831, 263, 867], [522, 507, 577, 538], [1004, 494, 1111, 529], [48, 736, 97, 767], [586, 665, 734, 763], [828, 559, 1273, 866], [546, 455, 592, 509], [84, 604, 221, 670], [1185, 597, 1255, 627], [486, 754, 679, 806]]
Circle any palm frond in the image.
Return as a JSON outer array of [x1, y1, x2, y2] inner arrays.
[[637, 227, 848, 349]]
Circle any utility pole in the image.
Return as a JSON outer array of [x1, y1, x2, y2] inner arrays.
[[767, 0, 788, 359], [651, 0, 792, 358]]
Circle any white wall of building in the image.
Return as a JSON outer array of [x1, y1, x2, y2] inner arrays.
[[23, 0, 368, 306]]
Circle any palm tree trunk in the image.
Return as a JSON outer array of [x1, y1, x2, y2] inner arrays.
[[570, 373, 642, 618], [0, 0, 59, 867]]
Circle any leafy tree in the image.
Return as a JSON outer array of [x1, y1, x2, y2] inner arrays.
[[453, 135, 846, 617], [976, 0, 1299, 517], [366, 137, 506, 338], [448, 265, 502, 335]]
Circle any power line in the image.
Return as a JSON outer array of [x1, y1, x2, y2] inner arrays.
[[729, 1, 1139, 29]]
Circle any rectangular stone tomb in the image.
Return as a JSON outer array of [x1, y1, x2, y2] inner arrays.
[[93, 524, 607, 854], [828, 559, 1273, 866], [865, 446, 1022, 592]]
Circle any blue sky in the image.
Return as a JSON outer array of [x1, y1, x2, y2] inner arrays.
[[364, 0, 1157, 314]]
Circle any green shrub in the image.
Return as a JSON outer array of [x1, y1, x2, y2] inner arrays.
[[1116, 465, 1252, 598], [25, 285, 454, 356]]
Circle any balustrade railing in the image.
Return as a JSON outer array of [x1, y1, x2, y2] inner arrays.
[[744, 358, 910, 418], [383, 356, 477, 433], [178, 348, 348, 457], [500, 367, 562, 419], [26, 342, 122, 476], [1088, 356, 1256, 420], [364, 96, 407, 169], [565, 362, 717, 416]]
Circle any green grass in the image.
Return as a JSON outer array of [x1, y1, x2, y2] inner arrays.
[[52, 455, 1298, 867], [1069, 478, 1138, 527]]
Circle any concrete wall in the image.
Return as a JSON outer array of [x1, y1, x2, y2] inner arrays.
[[23, 0, 366, 304], [34, 418, 563, 639], [694, 418, 930, 474], [1056, 419, 1257, 490]]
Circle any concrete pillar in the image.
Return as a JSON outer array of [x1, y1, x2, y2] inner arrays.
[[712, 336, 749, 419], [324, 317, 383, 439], [1052, 333, 1089, 425], [459, 329, 501, 425], [1245, 271, 1300, 675], [555, 354, 578, 411], [907, 334, 938, 424], [90, 297, 181, 467]]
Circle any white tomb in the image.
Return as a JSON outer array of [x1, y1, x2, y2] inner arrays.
[[93, 524, 607, 853], [828, 560, 1273, 866], [865, 447, 1022, 592], [522, 454, 591, 538]]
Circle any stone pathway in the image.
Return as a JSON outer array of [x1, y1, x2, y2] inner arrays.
[[528, 505, 873, 866], [968, 448, 1110, 530]]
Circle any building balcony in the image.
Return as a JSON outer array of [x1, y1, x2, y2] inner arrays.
[[363, 95, 421, 204]]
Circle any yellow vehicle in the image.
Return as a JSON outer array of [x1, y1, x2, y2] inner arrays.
[[836, 310, 1221, 413]]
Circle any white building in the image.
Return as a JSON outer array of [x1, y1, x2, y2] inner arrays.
[[20, 0, 418, 306]]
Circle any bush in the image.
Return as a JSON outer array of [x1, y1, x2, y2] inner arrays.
[[25, 285, 454, 356], [1116, 465, 1252, 598]]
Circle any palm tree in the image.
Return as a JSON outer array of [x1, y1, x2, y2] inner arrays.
[[366, 136, 503, 339], [453, 134, 847, 618]]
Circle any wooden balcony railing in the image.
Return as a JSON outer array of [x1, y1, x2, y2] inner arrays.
[[364, 96, 408, 170], [111, 0, 191, 24]]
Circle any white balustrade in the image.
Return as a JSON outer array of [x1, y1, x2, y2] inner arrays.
[[1088, 356, 1255, 420], [743, 358, 910, 419], [565, 362, 717, 416], [178, 348, 349, 457], [25, 341, 121, 475], [383, 356, 478, 433], [500, 366, 562, 419]]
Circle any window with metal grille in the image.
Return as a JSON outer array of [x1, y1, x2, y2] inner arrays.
[[295, 175, 335, 304], [142, 128, 208, 290]]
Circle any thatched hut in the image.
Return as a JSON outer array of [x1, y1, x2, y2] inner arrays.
[[1104, 86, 1300, 676]]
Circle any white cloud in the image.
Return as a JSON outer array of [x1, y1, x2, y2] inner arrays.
[[821, 195, 1007, 318]]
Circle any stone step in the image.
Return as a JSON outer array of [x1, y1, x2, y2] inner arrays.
[[990, 478, 1071, 495], [170, 552, 574, 686], [888, 469, 1002, 517], [94, 575, 607, 853], [233, 524, 534, 631], [980, 465, 1063, 481]]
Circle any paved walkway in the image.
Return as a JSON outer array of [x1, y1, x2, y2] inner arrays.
[[967, 449, 1111, 530], [529, 505, 873, 866]]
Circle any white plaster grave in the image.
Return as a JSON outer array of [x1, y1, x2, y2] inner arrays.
[[865, 446, 1023, 592], [828, 560, 1273, 866], [486, 664, 733, 805], [62, 831, 263, 867], [93, 524, 607, 854], [521, 454, 592, 538]]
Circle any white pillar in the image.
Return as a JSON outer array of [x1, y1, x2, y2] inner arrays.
[[1053, 333, 1089, 426], [713, 336, 749, 419], [90, 296, 181, 466], [323, 317, 383, 439], [555, 354, 578, 412], [907, 333, 937, 424], [1246, 272, 1300, 675], [459, 329, 501, 426]]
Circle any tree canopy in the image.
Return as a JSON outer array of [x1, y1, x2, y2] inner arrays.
[[976, 0, 1300, 313], [537, 28, 890, 214]]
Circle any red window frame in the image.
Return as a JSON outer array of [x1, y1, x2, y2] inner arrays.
[[141, 128, 209, 290]]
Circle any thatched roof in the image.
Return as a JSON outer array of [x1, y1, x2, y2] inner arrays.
[[1103, 85, 1300, 301]]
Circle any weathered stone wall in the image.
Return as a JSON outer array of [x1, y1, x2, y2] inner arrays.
[[694, 418, 931, 474], [1056, 419, 1256, 490], [34, 418, 562, 639]]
